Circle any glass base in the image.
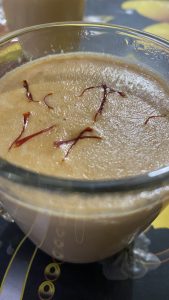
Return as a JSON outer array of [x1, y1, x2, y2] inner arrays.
[[101, 233, 161, 280]]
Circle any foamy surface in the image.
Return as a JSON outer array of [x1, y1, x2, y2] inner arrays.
[[0, 52, 169, 180]]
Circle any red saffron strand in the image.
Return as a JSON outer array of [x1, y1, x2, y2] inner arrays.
[[23, 80, 38, 102], [8, 112, 31, 151], [94, 84, 108, 122], [118, 91, 126, 97], [14, 124, 56, 148], [108, 89, 126, 97], [54, 127, 93, 147], [144, 114, 166, 125], [79, 84, 126, 122], [79, 84, 126, 98], [54, 127, 102, 158], [43, 93, 54, 110], [55, 135, 101, 147], [78, 86, 102, 97]]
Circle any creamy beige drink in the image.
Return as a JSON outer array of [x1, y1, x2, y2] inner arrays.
[[2, 0, 84, 30], [0, 53, 169, 262], [0, 53, 169, 178]]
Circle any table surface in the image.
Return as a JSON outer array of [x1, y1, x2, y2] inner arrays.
[[0, 0, 169, 299]]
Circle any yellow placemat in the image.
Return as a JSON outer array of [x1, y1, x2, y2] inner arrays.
[[153, 205, 169, 228], [122, 0, 169, 40]]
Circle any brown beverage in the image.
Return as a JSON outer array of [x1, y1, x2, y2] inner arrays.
[[2, 0, 84, 30], [0, 53, 169, 262]]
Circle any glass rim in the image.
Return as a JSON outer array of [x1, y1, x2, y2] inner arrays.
[[1, 21, 169, 194]]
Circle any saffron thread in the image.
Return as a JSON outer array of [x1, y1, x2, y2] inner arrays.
[[9, 112, 31, 151], [54, 127, 102, 159], [23, 80, 39, 102]]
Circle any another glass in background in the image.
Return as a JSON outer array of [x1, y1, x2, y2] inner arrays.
[[2, 0, 85, 58], [2, 0, 85, 30]]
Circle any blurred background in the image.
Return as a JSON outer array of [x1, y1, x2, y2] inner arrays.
[[0, 0, 169, 41]]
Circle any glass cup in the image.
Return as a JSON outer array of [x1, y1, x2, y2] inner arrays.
[[2, 0, 85, 30], [0, 23, 169, 263]]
